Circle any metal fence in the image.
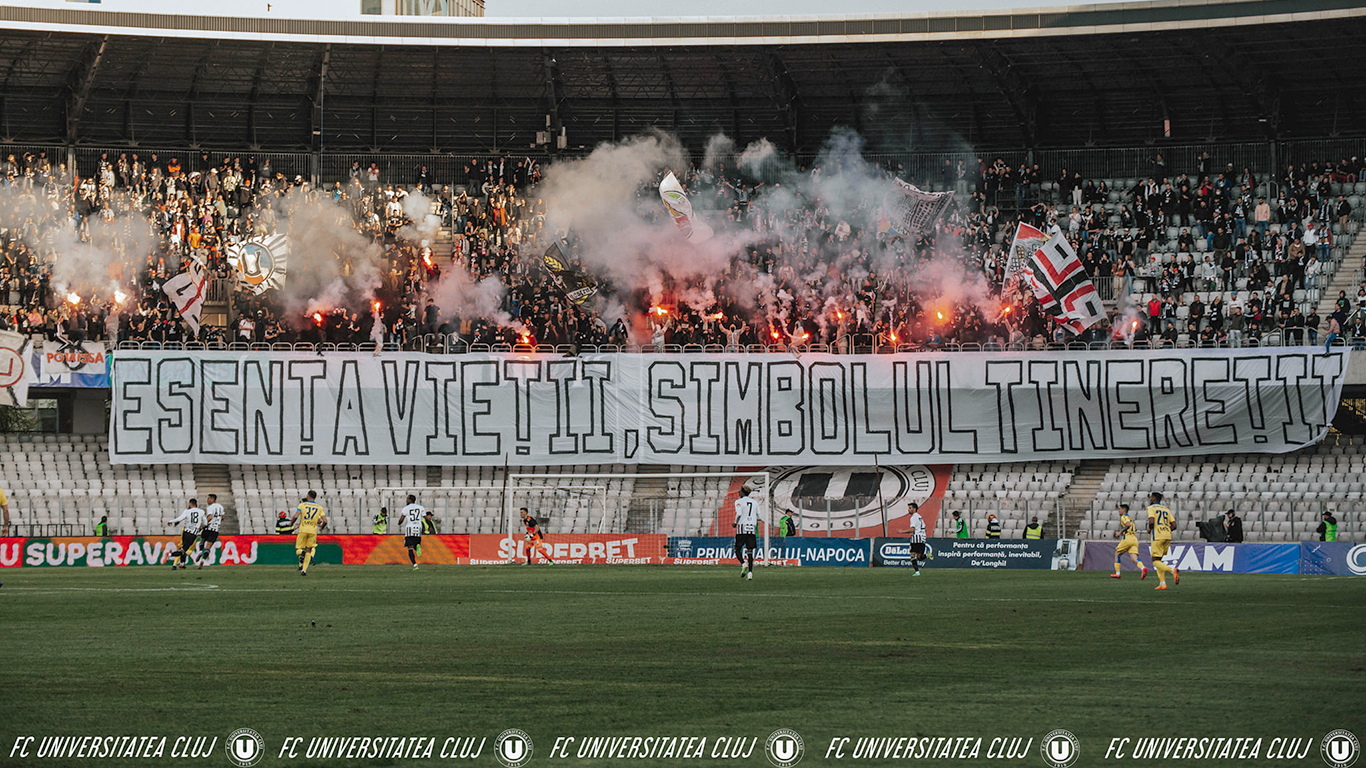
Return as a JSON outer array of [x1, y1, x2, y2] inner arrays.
[[109, 332, 1366, 356]]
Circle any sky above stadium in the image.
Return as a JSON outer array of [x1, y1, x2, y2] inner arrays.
[[19, 0, 1134, 18]]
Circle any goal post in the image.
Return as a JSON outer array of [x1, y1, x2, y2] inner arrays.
[[505, 471, 772, 564], [370, 485, 609, 536]]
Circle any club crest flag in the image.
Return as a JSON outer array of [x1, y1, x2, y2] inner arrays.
[[0, 329, 33, 407], [659, 172, 714, 243], [1008, 222, 1105, 335], [891, 179, 954, 238], [162, 257, 209, 335], [543, 241, 598, 306], [226, 234, 290, 295]]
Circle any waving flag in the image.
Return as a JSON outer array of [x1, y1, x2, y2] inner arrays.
[[226, 234, 290, 295], [659, 172, 714, 243], [162, 257, 209, 335], [543, 241, 598, 306], [1008, 222, 1105, 334], [0, 330, 33, 407], [890, 179, 954, 238]]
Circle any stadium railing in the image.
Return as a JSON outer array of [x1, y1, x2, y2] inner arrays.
[[110, 334, 1363, 355]]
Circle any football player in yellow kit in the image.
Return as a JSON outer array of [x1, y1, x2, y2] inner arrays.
[[291, 490, 329, 576], [1146, 492, 1180, 590], [1111, 503, 1148, 580]]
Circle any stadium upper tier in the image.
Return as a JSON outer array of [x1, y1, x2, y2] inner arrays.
[[0, 1, 1363, 151]]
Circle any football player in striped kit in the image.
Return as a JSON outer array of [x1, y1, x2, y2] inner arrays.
[[734, 486, 762, 580], [166, 500, 205, 570], [198, 494, 225, 570], [898, 502, 929, 576], [397, 495, 426, 570]]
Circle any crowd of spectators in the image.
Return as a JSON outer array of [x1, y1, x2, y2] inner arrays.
[[1, 145, 1363, 352]]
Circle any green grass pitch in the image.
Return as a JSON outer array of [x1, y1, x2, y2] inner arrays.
[[1, 565, 1363, 767]]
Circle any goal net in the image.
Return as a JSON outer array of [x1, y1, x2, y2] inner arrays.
[[370, 485, 610, 536], [504, 469, 772, 564]]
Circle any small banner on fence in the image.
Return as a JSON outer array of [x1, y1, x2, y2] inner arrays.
[[871, 537, 1079, 570], [667, 536, 869, 567], [1080, 540, 1300, 574], [1297, 541, 1366, 575], [0, 535, 477, 568], [468, 533, 666, 564], [41, 340, 107, 377]]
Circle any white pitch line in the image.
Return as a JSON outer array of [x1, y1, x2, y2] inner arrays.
[[2, 585, 221, 593], [3, 584, 1287, 607]]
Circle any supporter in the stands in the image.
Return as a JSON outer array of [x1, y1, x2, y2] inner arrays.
[[1223, 510, 1244, 543]]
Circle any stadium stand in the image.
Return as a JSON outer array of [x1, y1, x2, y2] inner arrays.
[[940, 462, 1075, 538], [0, 433, 195, 536], [2, 5, 1364, 546], [1082, 436, 1366, 543], [2, 439, 1359, 541]]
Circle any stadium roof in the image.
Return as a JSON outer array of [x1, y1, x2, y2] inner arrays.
[[0, 0, 1363, 154]]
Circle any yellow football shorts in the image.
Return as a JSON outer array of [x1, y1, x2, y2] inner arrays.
[[1150, 538, 1170, 558], [1115, 539, 1139, 555], [296, 531, 318, 551]]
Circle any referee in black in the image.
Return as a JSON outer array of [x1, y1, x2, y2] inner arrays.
[[734, 486, 761, 581]]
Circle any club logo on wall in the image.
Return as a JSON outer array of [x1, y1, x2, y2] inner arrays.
[[227, 234, 290, 295], [770, 465, 935, 533]]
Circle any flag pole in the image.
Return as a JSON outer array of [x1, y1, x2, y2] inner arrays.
[[874, 454, 889, 537]]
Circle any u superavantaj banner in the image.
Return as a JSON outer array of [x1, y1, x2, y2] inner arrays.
[[109, 348, 1349, 466]]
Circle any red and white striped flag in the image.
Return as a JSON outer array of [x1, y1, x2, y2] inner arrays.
[[1008, 222, 1105, 335], [162, 258, 209, 335]]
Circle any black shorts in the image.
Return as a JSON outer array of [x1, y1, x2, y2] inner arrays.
[[404, 535, 422, 549], [909, 542, 926, 557], [735, 533, 758, 551], [201, 530, 219, 544], [180, 531, 198, 550]]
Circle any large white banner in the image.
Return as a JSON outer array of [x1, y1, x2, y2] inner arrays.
[[109, 348, 1350, 466]]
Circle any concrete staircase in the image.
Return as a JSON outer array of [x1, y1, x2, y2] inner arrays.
[[1316, 225, 1365, 323], [1062, 459, 1111, 538], [193, 464, 239, 534], [624, 466, 671, 534]]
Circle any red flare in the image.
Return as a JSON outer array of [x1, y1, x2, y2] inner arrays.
[[312, 312, 324, 325], [936, 311, 945, 321], [372, 301, 382, 313], [521, 332, 531, 345], [652, 306, 669, 317], [66, 292, 82, 306]]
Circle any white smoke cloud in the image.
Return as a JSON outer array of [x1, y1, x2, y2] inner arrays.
[[0, 185, 157, 305], [398, 190, 442, 243], [265, 188, 385, 320], [427, 268, 525, 333]]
